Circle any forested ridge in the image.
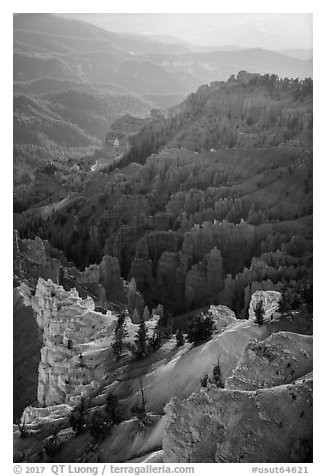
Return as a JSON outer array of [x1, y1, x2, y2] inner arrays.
[[118, 72, 312, 168]]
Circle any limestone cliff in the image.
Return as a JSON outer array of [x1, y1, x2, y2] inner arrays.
[[32, 278, 115, 406], [32, 278, 159, 407]]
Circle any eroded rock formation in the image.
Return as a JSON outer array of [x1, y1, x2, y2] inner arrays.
[[32, 278, 115, 406], [163, 373, 312, 463], [208, 305, 237, 333], [32, 278, 159, 407]]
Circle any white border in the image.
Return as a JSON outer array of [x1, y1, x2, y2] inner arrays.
[[4, 2, 323, 474]]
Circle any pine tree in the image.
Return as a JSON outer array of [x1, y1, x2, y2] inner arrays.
[[131, 378, 148, 425], [105, 394, 123, 425], [200, 374, 209, 388], [254, 300, 265, 326], [149, 323, 161, 351], [176, 329, 185, 347], [112, 311, 128, 360], [89, 412, 111, 441], [187, 312, 213, 346], [211, 360, 224, 388], [17, 416, 29, 438], [134, 319, 148, 359], [69, 396, 87, 435]]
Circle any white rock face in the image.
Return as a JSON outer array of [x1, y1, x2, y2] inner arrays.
[[248, 290, 282, 322], [208, 305, 237, 333], [32, 278, 159, 408], [32, 278, 115, 407]]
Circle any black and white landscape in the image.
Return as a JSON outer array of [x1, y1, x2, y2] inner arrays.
[[13, 13, 313, 464]]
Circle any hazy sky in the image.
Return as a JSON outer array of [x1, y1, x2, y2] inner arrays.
[[60, 13, 312, 50]]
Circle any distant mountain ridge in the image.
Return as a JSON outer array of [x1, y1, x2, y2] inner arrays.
[[13, 14, 313, 188], [14, 13, 312, 95]]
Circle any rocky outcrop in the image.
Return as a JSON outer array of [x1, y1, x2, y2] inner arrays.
[[163, 373, 312, 463], [21, 404, 72, 429], [226, 331, 313, 390], [248, 290, 282, 322], [237, 70, 261, 84], [243, 280, 282, 317], [208, 305, 237, 333], [32, 278, 159, 407]]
